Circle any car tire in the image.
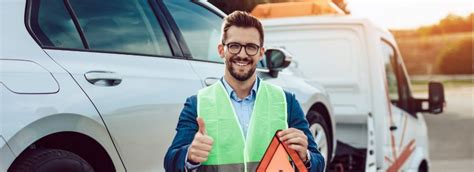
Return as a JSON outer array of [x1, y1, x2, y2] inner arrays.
[[418, 162, 428, 172], [9, 148, 94, 172], [307, 111, 333, 165]]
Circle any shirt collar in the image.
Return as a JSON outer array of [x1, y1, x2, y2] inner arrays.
[[221, 77, 259, 101]]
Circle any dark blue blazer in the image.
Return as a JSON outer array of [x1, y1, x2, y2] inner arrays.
[[164, 84, 325, 172]]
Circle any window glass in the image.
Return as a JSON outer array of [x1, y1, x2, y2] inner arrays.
[[69, 0, 172, 56], [381, 41, 399, 102], [163, 1, 222, 62], [396, 55, 412, 104], [35, 0, 83, 48], [257, 59, 266, 68]]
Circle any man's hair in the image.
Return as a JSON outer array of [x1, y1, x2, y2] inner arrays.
[[221, 11, 264, 46]]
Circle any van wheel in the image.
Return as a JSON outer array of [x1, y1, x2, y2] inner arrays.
[[9, 148, 94, 172], [307, 111, 333, 164], [418, 161, 428, 172]]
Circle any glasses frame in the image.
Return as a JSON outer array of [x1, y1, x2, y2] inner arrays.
[[222, 42, 261, 56]]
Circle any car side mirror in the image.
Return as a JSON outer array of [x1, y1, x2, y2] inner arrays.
[[264, 48, 292, 78], [428, 81, 445, 114], [413, 81, 446, 114]]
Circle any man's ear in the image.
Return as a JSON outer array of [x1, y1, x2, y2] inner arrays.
[[218, 44, 225, 58]]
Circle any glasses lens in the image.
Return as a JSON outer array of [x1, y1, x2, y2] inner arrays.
[[227, 43, 241, 54], [245, 44, 259, 55]]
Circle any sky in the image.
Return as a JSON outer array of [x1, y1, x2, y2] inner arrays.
[[345, 0, 473, 29]]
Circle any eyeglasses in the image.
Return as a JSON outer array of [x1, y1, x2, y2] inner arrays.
[[223, 42, 260, 56]]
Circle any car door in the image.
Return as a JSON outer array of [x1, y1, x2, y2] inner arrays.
[[28, 0, 203, 171], [381, 39, 417, 171]]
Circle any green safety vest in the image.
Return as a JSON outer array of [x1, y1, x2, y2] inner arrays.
[[197, 80, 288, 172]]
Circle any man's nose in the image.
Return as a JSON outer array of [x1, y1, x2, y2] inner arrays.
[[238, 47, 249, 58]]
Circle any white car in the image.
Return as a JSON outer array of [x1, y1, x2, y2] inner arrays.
[[0, 0, 336, 171]]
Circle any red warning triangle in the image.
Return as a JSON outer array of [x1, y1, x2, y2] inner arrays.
[[256, 130, 308, 172]]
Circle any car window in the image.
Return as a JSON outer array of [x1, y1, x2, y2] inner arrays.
[[396, 53, 413, 107], [257, 59, 266, 68], [381, 41, 399, 102], [69, 0, 172, 56], [163, 1, 222, 63], [32, 0, 83, 49]]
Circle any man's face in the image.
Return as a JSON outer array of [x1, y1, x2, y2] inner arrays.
[[218, 26, 264, 81]]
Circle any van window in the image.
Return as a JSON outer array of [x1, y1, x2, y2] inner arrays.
[[395, 53, 413, 108], [163, 1, 222, 63], [381, 41, 399, 102], [381, 40, 414, 111], [69, 0, 172, 56]]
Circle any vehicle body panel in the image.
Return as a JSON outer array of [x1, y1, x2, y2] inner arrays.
[[0, 135, 15, 172], [263, 16, 430, 171], [1, 0, 125, 170], [44, 49, 203, 171]]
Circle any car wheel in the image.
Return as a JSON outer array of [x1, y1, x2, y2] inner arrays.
[[307, 111, 333, 165], [9, 148, 94, 172]]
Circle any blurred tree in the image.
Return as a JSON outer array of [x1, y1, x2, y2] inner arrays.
[[436, 38, 473, 74], [209, 0, 349, 14], [439, 14, 464, 33], [208, 0, 259, 14], [416, 13, 473, 36]]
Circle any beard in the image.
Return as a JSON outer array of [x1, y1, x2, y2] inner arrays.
[[225, 55, 257, 81]]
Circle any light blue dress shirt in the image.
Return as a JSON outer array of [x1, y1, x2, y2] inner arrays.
[[221, 77, 258, 137]]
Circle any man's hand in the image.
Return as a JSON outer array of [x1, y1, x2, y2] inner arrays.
[[188, 117, 214, 163], [278, 128, 309, 162]]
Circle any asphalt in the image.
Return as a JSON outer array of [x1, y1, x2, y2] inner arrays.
[[422, 86, 474, 172]]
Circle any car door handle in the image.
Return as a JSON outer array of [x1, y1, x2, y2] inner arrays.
[[84, 71, 122, 86], [204, 77, 220, 86]]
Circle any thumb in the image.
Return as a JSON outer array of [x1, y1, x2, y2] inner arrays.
[[197, 117, 207, 135]]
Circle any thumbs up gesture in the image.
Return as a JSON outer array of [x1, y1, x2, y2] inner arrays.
[[188, 117, 214, 163]]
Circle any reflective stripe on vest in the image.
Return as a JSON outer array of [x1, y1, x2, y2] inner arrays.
[[197, 80, 288, 172]]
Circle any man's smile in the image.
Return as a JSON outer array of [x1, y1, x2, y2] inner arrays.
[[230, 57, 252, 67], [233, 60, 250, 66]]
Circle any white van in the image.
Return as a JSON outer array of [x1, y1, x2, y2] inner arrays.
[[262, 16, 445, 171]]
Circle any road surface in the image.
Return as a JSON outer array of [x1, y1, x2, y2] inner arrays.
[[422, 85, 473, 172]]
